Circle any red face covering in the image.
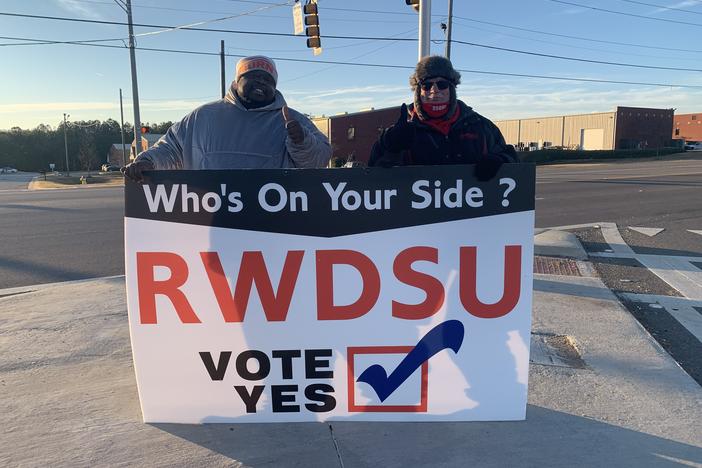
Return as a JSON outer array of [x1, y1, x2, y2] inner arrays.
[[419, 106, 460, 136], [421, 102, 449, 118]]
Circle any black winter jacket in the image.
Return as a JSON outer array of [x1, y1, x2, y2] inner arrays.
[[369, 101, 517, 167]]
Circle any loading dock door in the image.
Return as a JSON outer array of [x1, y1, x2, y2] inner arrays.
[[580, 128, 605, 150]]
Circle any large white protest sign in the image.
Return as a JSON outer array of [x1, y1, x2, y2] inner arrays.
[[124, 165, 535, 423]]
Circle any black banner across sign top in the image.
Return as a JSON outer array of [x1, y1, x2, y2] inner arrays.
[[124, 164, 535, 237]]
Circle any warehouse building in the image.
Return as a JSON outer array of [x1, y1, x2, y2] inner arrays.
[[673, 113, 702, 142], [312, 105, 675, 164], [495, 106, 674, 151]]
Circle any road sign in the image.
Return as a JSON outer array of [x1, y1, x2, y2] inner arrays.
[[292, 2, 303, 35]]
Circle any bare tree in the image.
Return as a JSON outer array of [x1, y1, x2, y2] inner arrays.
[[78, 137, 98, 175]]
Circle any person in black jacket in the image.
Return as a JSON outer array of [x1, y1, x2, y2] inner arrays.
[[369, 56, 518, 181]]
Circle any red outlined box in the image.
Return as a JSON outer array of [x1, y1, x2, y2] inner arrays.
[[347, 346, 428, 413]]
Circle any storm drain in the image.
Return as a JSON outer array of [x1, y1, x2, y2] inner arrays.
[[533, 256, 582, 276], [530, 333, 586, 369]]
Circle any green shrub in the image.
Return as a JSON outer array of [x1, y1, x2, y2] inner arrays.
[[518, 148, 682, 164]]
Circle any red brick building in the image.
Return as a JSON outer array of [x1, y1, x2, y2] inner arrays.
[[673, 113, 702, 142], [312, 107, 400, 165], [614, 106, 675, 150]]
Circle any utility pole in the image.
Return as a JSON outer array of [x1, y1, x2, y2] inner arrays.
[[418, 0, 431, 60], [445, 0, 453, 60], [220, 40, 226, 98], [63, 113, 70, 176], [126, 0, 142, 160], [119, 88, 127, 166]]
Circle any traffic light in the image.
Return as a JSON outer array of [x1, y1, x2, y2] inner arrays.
[[303, 1, 321, 50], [405, 0, 420, 12]]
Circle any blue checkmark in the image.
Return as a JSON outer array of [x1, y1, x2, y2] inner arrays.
[[356, 320, 465, 402]]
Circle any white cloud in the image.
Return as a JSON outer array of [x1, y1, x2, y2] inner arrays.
[[284, 85, 412, 116], [461, 84, 702, 120], [651, 1, 700, 14], [55, 0, 104, 19], [0, 99, 213, 114], [0, 101, 116, 113], [552, 7, 588, 16], [3, 83, 700, 130], [284, 79, 702, 120]]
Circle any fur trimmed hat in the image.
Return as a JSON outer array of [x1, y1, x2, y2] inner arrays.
[[410, 56, 461, 121], [409, 55, 461, 89]]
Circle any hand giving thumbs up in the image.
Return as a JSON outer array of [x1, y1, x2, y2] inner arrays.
[[282, 105, 305, 144]]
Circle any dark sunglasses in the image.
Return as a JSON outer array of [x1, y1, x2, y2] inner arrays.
[[420, 80, 451, 91]]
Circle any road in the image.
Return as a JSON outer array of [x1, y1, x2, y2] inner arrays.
[[1, 158, 701, 289], [0, 181, 123, 289], [2, 159, 701, 382], [537, 159, 702, 257]]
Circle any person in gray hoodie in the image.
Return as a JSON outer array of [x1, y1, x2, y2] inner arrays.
[[122, 55, 331, 182]]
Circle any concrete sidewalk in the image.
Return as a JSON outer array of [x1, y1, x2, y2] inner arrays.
[[1, 270, 701, 467]]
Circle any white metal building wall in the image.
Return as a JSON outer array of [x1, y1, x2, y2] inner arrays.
[[495, 112, 616, 150], [564, 112, 616, 150]]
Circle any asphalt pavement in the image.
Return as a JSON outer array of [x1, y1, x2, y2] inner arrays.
[[536, 158, 702, 255], [0, 171, 37, 191], [0, 181, 123, 289], [2, 157, 701, 289]]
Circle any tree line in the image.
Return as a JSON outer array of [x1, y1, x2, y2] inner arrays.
[[0, 120, 173, 172]]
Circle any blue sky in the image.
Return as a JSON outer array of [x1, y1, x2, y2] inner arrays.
[[1, 0, 701, 129]]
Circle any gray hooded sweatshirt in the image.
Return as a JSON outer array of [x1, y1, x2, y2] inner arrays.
[[136, 84, 331, 169]]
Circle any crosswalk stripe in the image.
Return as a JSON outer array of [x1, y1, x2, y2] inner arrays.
[[628, 227, 665, 237], [620, 293, 702, 344]]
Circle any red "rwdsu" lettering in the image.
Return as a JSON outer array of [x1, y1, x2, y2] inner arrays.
[[136, 246, 522, 324]]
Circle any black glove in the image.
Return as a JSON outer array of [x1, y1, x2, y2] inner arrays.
[[121, 159, 155, 183], [474, 155, 503, 182], [382, 104, 415, 152], [375, 152, 404, 168]]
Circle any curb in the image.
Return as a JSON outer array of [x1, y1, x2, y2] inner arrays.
[[28, 176, 124, 190], [534, 230, 587, 260]]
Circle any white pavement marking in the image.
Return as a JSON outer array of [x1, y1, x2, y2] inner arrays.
[[600, 222, 636, 256], [637, 255, 702, 300], [541, 221, 702, 302], [628, 227, 665, 237], [0, 275, 125, 298], [688, 230, 702, 237], [589, 252, 702, 263], [537, 222, 602, 231], [620, 293, 702, 343]]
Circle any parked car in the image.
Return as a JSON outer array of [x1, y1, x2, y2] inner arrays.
[[0, 166, 18, 173], [684, 141, 702, 151], [101, 164, 121, 172]]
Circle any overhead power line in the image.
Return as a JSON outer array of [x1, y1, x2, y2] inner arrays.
[[547, 0, 702, 27], [66, 0, 416, 23], [614, 0, 702, 15], [0, 35, 126, 46], [453, 21, 692, 61], [452, 39, 702, 72], [0, 11, 417, 42], [221, 0, 433, 16], [121, 0, 295, 40], [452, 16, 702, 54], [1, 36, 700, 89], [2, 11, 700, 73]]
